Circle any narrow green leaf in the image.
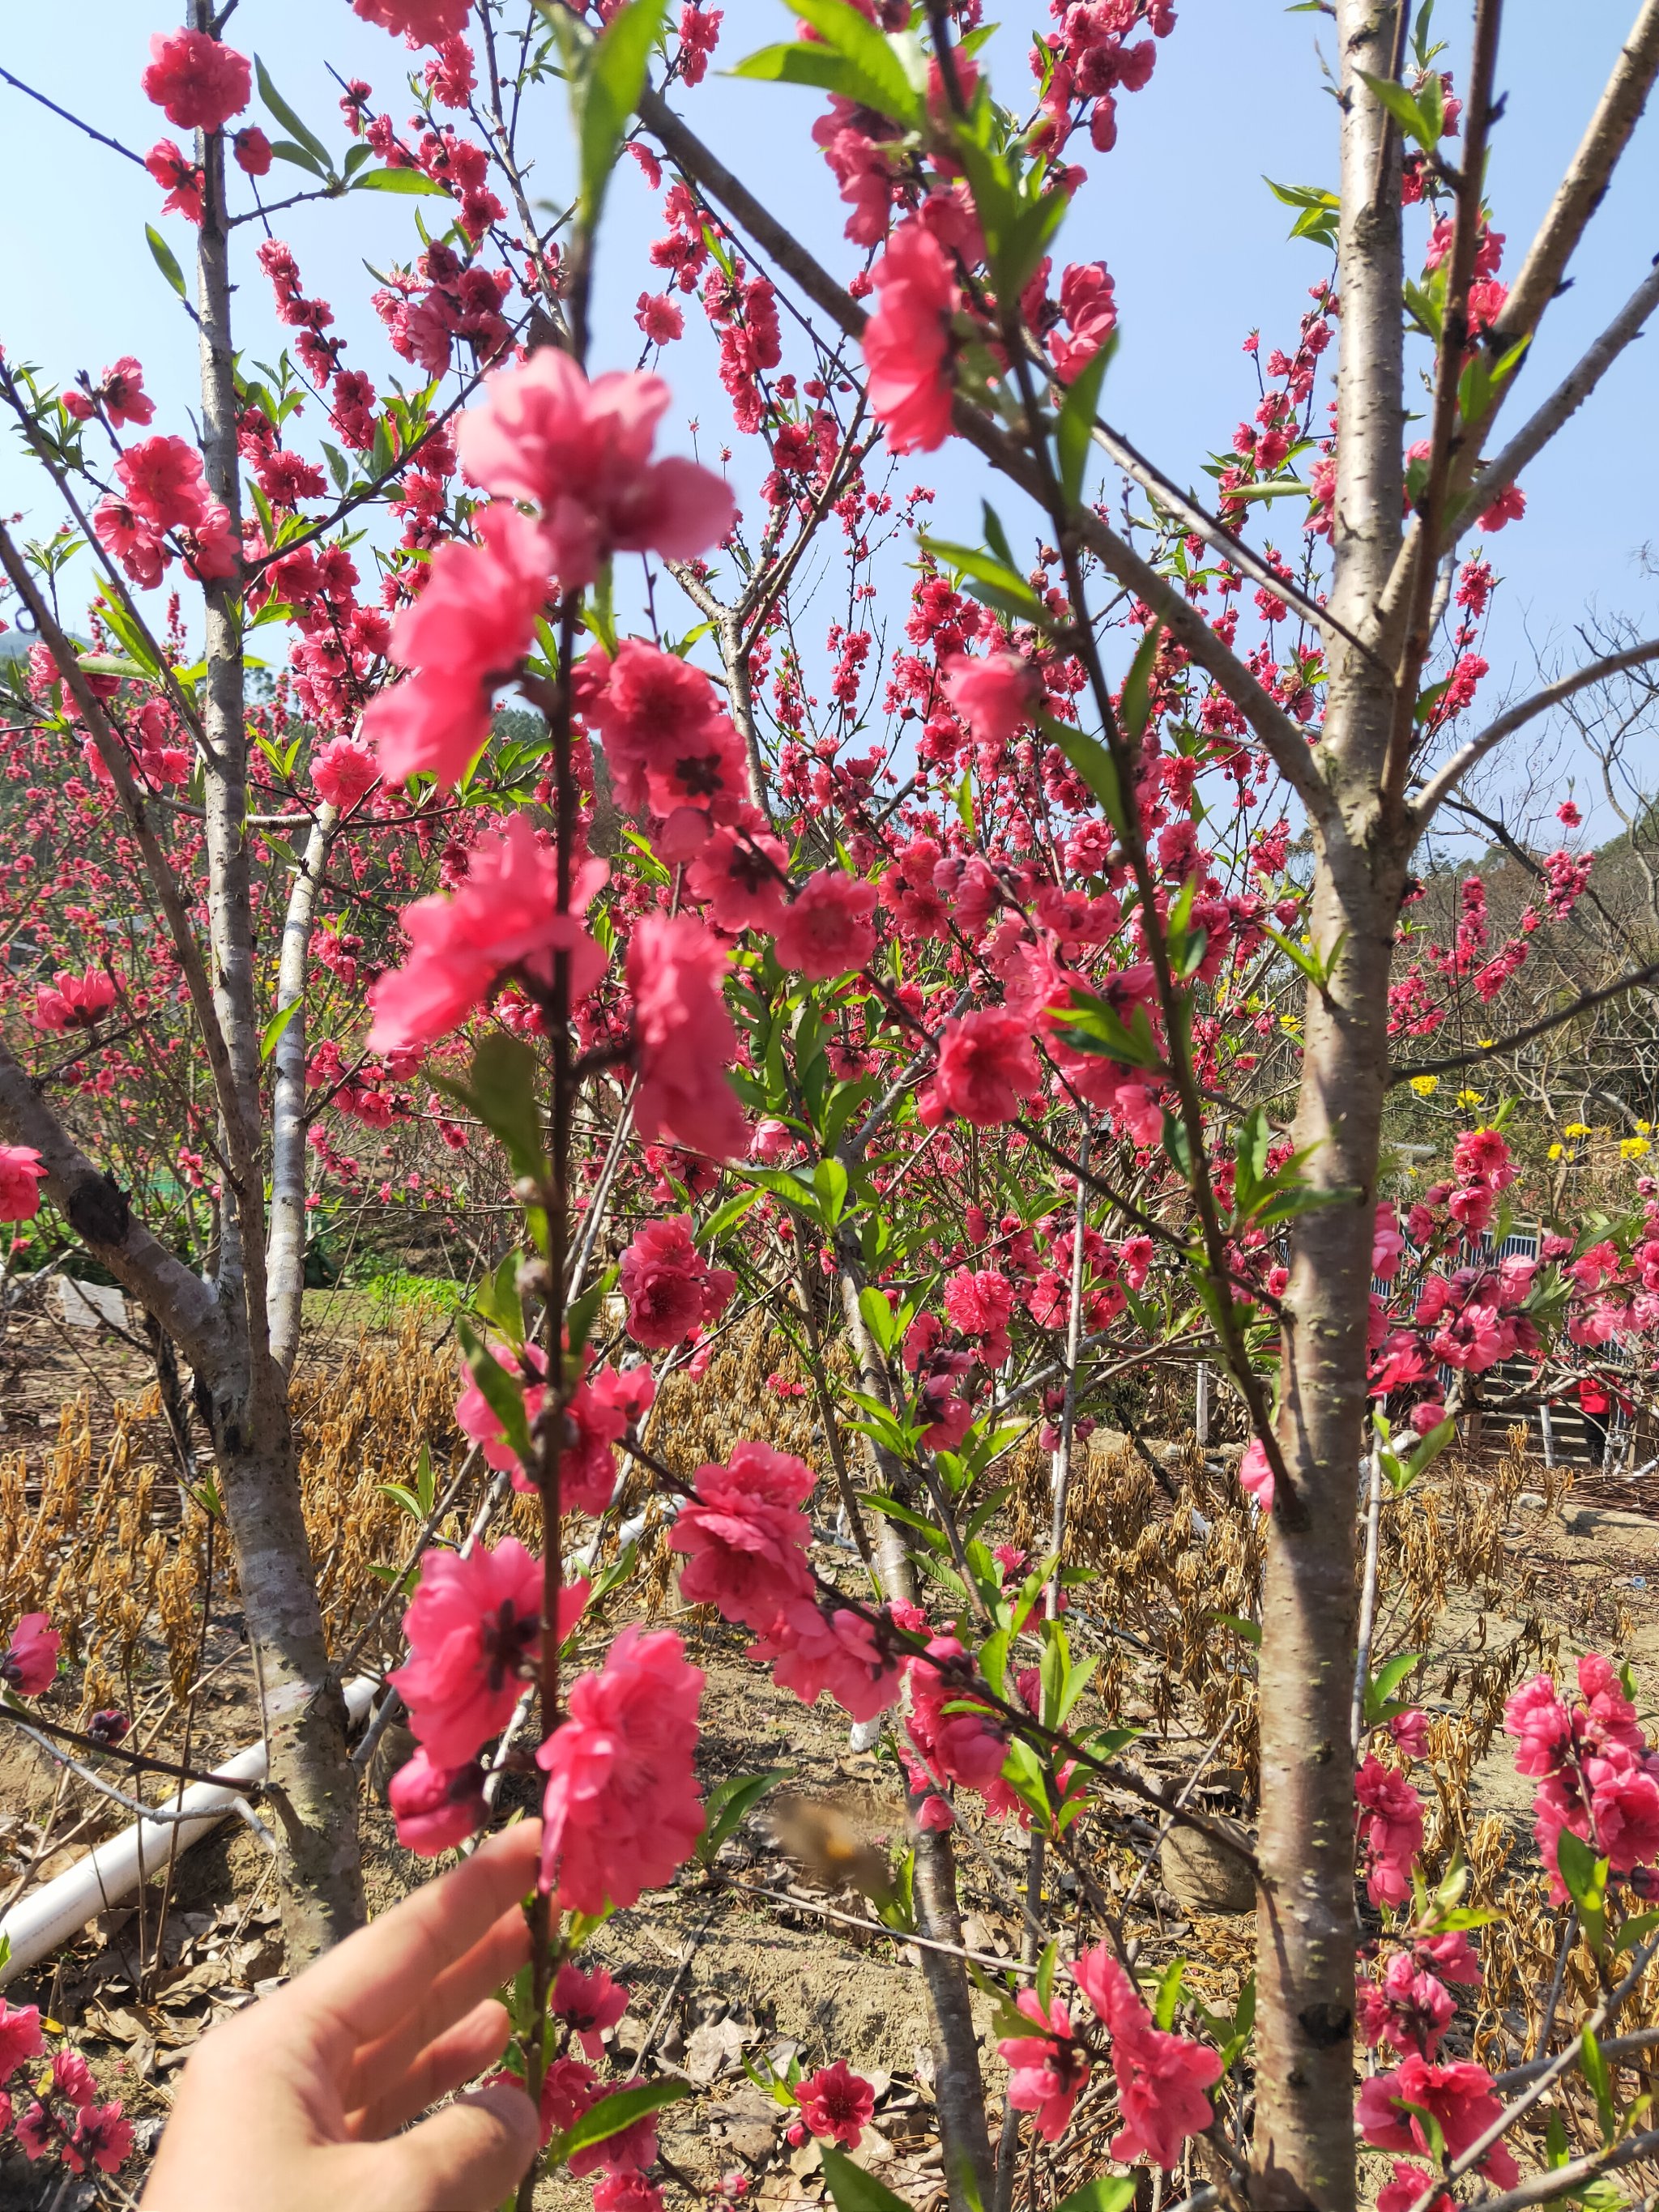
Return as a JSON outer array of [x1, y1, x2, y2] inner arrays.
[[551, 2080, 695, 2163], [260, 997, 304, 1063], [352, 165, 450, 195], [786, 0, 921, 119], [146, 224, 187, 300], [255, 57, 334, 171], [1056, 339, 1111, 508], [578, 0, 670, 224], [1120, 621, 1163, 743], [821, 2143, 915, 2212]]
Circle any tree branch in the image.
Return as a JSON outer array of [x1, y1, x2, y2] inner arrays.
[[1386, 955, 1659, 1085], [1486, 0, 1659, 374], [636, 82, 1332, 824], [1410, 637, 1659, 824], [1453, 254, 1659, 543], [0, 1038, 232, 1375]]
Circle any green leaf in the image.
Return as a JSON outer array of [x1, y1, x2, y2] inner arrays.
[[1154, 1956, 1185, 2031], [1614, 1909, 1659, 1956], [1554, 1829, 1609, 1943], [146, 224, 187, 300], [1363, 1652, 1422, 1726], [1056, 339, 1111, 508], [918, 535, 1045, 624], [578, 0, 669, 226], [1213, 1610, 1261, 1647], [268, 138, 331, 180], [813, 1157, 850, 1226], [697, 1766, 792, 1865], [255, 57, 334, 172], [457, 1321, 534, 1469], [858, 1285, 900, 1355], [1046, 718, 1128, 837], [1582, 2027, 1615, 2142], [473, 1249, 526, 1349], [1047, 988, 1162, 1072], [699, 1188, 762, 1245], [464, 1035, 547, 1183], [260, 996, 304, 1063], [1357, 70, 1435, 148], [821, 2144, 915, 2212], [778, 0, 922, 119], [1120, 622, 1162, 743], [550, 2080, 695, 2163], [732, 40, 908, 117], [351, 166, 450, 195]]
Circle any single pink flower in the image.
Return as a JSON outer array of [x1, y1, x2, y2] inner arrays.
[[1073, 1946, 1221, 2168], [685, 820, 789, 931], [142, 29, 250, 133], [863, 219, 957, 454], [943, 651, 1036, 747], [145, 141, 204, 225], [97, 358, 155, 428], [458, 352, 733, 588], [63, 2100, 135, 2176], [2, 1612, 60, 1694], [772, 868, 878, 979], [795, 2061, 876, 2150], [926, 1007, 1042, 1127], [387, 1746, 488, 1855], [366, 820, 606, 1055], [1000, 1988, 1088, 2142], [1357, 2056, 1517, 2187], [1239, 1437, 1274, 1514], [115, 434, 211, 534], [352, 0, 472, 43], [364, 504, 552, 787], [670, 1439, 817, 1630], [751, 1596, 904, 1722], [537, 1627, 706, 1912], [234, 125, 274, 176], [0, 1997, 45, 2081], [390, 1538, 586, 1767], [553, 1962, 630, 2061], [311, 737, 379, 810], [1378, 2166, 1453, 2212], [616, 1214, 736, 1348], [627, 914, 749, 1163], [1356, 1754, 1425, 1908]]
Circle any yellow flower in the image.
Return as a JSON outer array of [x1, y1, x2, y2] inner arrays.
[[1477, 1037, 1495, 1049], [1622, 1136, 1651, 1161], [1548, 1144, 1564, 1161], [1639, 1120, 1653, 1136], [1456, 1089, 1484, 1109], [1410, 1075, 1439, 1097], [1564, 1123, 1592, 1138]]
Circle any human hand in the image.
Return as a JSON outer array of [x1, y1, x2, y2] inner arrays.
[[142, 1822, 543, 2212]]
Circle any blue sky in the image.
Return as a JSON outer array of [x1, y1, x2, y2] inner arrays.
[[1, 1, 1654, 836]]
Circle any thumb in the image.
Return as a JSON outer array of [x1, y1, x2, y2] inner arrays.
[[379, 2082, 540, 2211]]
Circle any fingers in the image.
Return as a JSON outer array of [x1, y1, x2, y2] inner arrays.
[[297, 1821, 543, 2062], [343, 1899, 531, 2118], [346, 1997, 514, 2142], [373, 2081, 540, 2212]]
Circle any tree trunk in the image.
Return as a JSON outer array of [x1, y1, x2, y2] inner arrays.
[[202, 1392, 365, 1960], [836, 1255, 995, 2212], [1251, 8, 1409, 2206]]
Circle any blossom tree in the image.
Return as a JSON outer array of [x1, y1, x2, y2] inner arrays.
[[5, 1, 1659, 2209]]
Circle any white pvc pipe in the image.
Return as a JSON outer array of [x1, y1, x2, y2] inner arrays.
[[0, 1675, 378, 1984]]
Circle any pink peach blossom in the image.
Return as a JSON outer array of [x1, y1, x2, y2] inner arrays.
[[366, 820, 606, 1054], [537, 1626, 705, 1912]]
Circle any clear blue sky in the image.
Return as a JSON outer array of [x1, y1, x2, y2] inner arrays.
[[2, 2, 1654, 834]]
